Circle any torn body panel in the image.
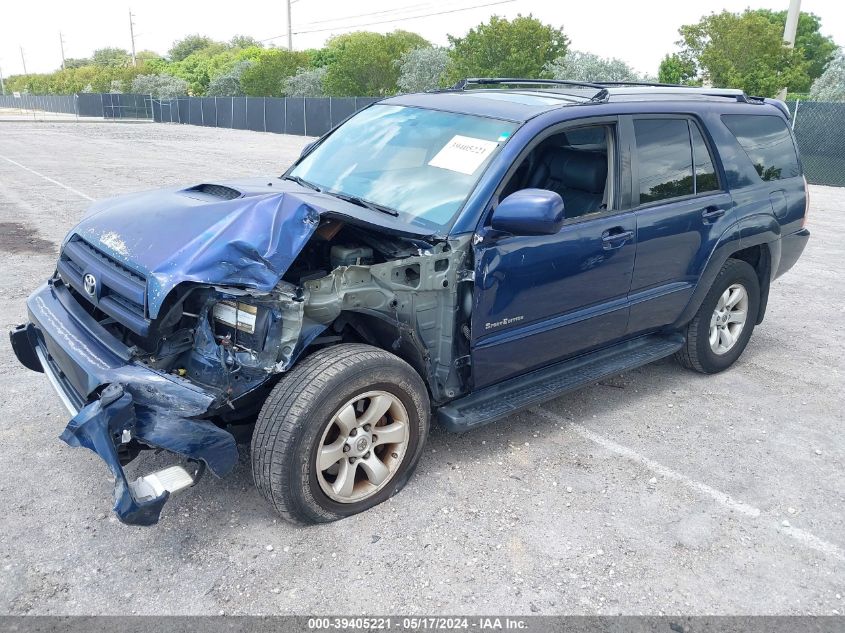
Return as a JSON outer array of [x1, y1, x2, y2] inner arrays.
[[302, 236, 473, 403], [11, 179, 474, 524], [61, 385, 236, 525]]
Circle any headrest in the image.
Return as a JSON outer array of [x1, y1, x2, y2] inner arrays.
[[542, 147, 607, 194]]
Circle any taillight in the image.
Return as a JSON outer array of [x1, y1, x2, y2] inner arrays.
[[802, 175, 809, 228]]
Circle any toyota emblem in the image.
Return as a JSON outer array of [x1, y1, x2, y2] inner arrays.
[[83, 273, 97, 297]]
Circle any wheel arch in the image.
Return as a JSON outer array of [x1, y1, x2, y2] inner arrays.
[[329, 310, 433, 395], [672, 217, 778, 330]]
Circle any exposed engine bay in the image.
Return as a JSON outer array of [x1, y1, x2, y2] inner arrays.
[[64, 219, 474, 419]]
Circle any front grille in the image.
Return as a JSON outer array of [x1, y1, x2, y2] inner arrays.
[[58, 236, 151, 336]]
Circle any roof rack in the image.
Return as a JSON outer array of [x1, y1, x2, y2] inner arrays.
[[449, 78, 761, 106], [595, 81, 686, 88], [452, 78, 609, 101], [603, 86, 751, 103]]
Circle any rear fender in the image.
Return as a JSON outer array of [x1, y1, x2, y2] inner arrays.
[[672, 214, 780, 330]]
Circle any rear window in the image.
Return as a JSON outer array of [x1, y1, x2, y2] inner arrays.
[[721, 114, 800, 181]]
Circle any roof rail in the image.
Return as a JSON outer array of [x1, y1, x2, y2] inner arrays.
[[452, 78, 609, 101], [449, 78, 760, 106], [595, 81, 686, 88], [604, 86, 751, 103]]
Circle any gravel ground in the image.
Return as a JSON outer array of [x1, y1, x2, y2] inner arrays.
[[0, 122, 842, 616]]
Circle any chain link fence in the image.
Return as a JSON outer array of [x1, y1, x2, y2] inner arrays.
[[787, 100, 845, 187], [149, 96, 380, 137], [1, 92, 843, 187], [0, 93, 77, 115]]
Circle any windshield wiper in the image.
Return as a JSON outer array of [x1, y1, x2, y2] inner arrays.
[[328, 191, 399, 217], [283, 175, 321, 192]]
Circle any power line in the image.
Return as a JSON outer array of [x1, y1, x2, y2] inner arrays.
[[262, 0, 516, 41], [294, 1, 439, 30]]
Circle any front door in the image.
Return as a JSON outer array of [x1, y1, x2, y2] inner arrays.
[[470, 214, 637, 388]]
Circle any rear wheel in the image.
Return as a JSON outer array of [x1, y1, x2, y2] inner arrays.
[[676, 259, 760, 374], [251, 344, 430, 524]]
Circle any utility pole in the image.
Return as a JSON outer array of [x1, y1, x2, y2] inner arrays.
[[59, 32, 67, 70], [286, 0, 293, 51], [129, 9, 137, 67], [0, 64, 5, 96], [20, 46, 28, 76], [778, 0, 801, 100]]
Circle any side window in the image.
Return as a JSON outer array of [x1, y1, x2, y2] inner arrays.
[[499, 124, 614, 219], [721, 114, 800, 181], [634, 119, 693, 204], [691, 123, 719, 193]]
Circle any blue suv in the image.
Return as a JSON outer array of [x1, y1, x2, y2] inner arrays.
[[10, 79, 810, 525]]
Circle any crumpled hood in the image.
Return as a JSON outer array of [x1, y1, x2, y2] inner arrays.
[[71, 178, 343, 318]]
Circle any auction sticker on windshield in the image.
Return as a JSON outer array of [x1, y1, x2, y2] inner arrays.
[[428, 135, 499, 175]]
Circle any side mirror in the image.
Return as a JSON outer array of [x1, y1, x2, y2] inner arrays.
[[491, 189, 565, 236]]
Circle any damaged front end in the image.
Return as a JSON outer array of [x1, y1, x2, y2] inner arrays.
[[11, 181, 474, 525]]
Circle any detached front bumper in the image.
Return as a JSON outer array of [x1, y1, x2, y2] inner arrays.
[[10, 280, 239, 526]]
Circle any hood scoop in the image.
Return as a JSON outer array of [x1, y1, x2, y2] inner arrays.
[[182, 183, 243, 201]]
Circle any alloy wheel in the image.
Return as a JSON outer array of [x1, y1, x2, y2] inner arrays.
[[316, 391, 410, 503]]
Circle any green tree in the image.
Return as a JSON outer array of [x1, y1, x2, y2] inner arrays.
[[447, 15, 569, 81], [239, 48, 312, 96], [92, 47, 131, 68], [545, 50, 642, 82], [756, 10, 837, 91], [322, 30, 429, 96], [167, 46, 262, 95], [131, 73, 189, 97], [397, 47, 449, 93], [676, 10, 811, 97], [168, 35, 217, 62], [230, 35, 264, 49], [810, 48, 845, 101], [207, 61, 254, 96], [284, 67, 328, 97], [657, 53, 699, 85], [63, 57, 90, 69]]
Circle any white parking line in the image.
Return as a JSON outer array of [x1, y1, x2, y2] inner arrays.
[[533, 406, 845, 562], [0, 154, 94, 201]]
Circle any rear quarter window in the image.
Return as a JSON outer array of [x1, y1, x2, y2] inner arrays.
[[721, 114, 801, 182]]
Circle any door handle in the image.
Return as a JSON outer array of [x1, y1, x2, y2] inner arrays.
[[601, 228, 634, 250], [702, 206, 726, 221]]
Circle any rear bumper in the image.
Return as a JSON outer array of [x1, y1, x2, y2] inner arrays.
[[775, 228, 810, 279], [9, 280, 239, 526]]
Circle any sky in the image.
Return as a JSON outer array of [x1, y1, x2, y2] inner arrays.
[[1, 0, 843, 78]]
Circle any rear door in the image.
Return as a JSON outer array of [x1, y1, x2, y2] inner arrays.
[[622, 115, 734, 334]]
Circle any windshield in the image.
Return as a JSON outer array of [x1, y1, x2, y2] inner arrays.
[[289, 104, 517, 231]]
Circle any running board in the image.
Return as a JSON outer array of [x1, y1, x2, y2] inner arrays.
[[437, 334, 684, 433]]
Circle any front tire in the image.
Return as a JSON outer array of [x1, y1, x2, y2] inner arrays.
[[676, 258, 760, 374], [251, 344, 430, 525]]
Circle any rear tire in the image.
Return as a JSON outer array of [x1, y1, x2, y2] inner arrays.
[[676, 258, 760, 374], [251, 344, 430, 525]]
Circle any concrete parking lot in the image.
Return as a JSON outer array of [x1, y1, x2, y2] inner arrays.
[[0, 121, 842, 616]]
